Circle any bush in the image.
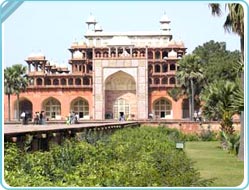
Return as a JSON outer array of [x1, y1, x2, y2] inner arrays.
[[199, 129, 217, 141], [220, 131, 240, 155], [4, 127, 214, 187]]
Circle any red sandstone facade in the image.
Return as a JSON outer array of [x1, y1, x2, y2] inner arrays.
[[4, 13, 190, 122]]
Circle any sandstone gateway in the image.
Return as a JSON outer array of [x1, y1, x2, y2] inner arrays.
[[4, 13, 189, 121]]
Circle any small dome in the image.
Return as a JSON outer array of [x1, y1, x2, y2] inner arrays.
[[86, 14, 97, 24], [28, 52, 45, 60], [28, 52, 36, 58], [176, 40, 185, 47], [168, 39, 176, 46], [36, 52, 45, 57], [160, 13, 170, 23], [71, 41, 78, 47], [78, 40, 87, 47], [78, 40, 84, 45], [73, 50, 83, 59], [168, 49, 177, 58]]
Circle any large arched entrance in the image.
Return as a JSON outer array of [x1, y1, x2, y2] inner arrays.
[[153, 98, 172, 119], [105, 71, 136, 119], [15, 98, 33, 120], [70, 97, 89, 119], [42, 97, 61, 119]]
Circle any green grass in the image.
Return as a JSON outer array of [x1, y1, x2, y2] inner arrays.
[[185, 141, 244, 187]]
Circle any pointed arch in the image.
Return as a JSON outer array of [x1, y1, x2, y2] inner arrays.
[[36, 78, 43, 85], [154, 78, 160, 85], [148, 51, 153, 59], [169, 77, 176, 84], [162, 77, 168, 84], [68, 78, 73, 85], [71, 97, 89, 119], [83, 77, 90, 85], [53, 78, 59, 85], [170, 64, 176, 71], [155, 64, 161, 73], [75, 78, 81, 85], [162, 64, 168, 72], [45, 78, 51, 85], [153, 98, 172, 119], [14, 97, 33, 120], [61, 78, 67, 85], [155, 51, 161, 59], [42, 97, 61, 119], [105, 70, 136, 90]]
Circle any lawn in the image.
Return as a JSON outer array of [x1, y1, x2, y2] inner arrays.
[[185, 141, 244, 187]]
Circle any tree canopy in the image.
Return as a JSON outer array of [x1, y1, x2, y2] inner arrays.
[[193, 40, 241, 84]]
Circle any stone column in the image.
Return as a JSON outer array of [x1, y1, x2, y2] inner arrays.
[[115, 47, 118, 57], [93, 60, 104, 120], [152, 51, 155, 60], [35, 62, 38, 71], [137, 59, 148, 119]]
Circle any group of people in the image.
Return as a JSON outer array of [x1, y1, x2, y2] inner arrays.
[[193, 110, 202, 122], [66, 111, 79, 125], [33, 111, 46, 125]]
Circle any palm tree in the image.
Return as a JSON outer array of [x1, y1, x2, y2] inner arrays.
[[209, 3, 244, 161], [209, 4, 244, 54], [4, 67, 15, 122], [176, 54, 204, 120], [201, 80, 240, 134], [4, 64, 28, 121]]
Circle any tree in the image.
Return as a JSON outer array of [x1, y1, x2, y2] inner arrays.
[[4, 64, 28, 121], [176, 54, 204, 120], [193, 40, 241, 84], [167, 86, 182, 101], [209, 4, 244, 55], [231, 58, 244, 113], [209, 3, 244, 161], [4, 68, 15, 122], [201, 80, 240, 135]]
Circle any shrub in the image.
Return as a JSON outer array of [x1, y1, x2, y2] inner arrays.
[[220, 131, 240, 155], [199, 129, 217, 141], [4, 127, 214, 187]]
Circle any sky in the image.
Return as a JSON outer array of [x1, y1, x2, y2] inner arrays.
[[2, 1, 243, 68]]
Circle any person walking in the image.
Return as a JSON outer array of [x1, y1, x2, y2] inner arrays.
[[21, 111, 26, 125], [193, 111, 198, 122]]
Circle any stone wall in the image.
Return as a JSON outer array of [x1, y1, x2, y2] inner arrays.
[[141, 121, 241, 134], [4, 89, 93, 121]]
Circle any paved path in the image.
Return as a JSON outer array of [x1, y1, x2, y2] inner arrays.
[[4, 121, 139, 136]]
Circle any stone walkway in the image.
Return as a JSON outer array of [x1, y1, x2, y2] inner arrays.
[[4, 121, 139, 136]]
